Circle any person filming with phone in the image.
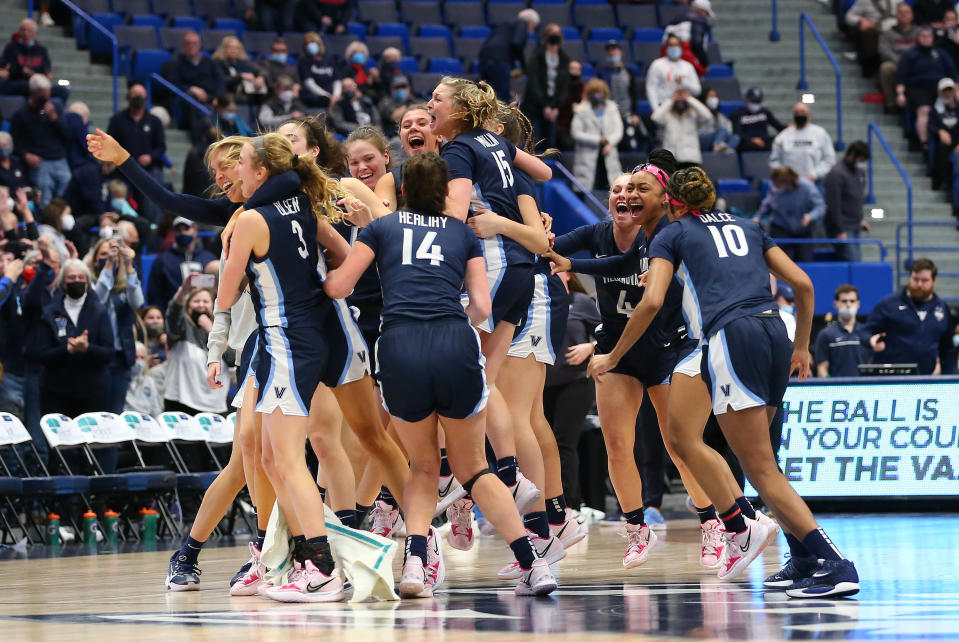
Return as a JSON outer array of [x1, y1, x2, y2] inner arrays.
[[164, 271, 227, 417], [146, 216, 216, 309]]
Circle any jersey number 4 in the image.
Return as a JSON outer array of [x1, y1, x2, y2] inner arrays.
[[707, 224, 748, 258], [402, 229, 445, 266]]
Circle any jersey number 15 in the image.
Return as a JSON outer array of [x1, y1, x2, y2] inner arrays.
[[402, 229, 445, 266]]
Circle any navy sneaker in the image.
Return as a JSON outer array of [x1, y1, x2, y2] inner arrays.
[[785, 559, 860, 599], [230, 559, 253, 587], [763, 555, 818, 589], [166, 551, 201, 591]]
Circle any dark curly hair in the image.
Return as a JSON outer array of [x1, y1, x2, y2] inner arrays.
[[666, 166, 716, 211]]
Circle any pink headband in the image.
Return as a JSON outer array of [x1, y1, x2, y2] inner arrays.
[[632, 162, 683, 207]]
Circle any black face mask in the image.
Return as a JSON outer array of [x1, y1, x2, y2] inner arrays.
[[65, 281, 86, 300], [673, 100, 688, 114], [145, 321, 164, 337], [546, 34, 561, 46], [129, 95, 146, 110], [190, 310, 208, 325], [569, 74, 581, 83], [793, 114, 808, 127]]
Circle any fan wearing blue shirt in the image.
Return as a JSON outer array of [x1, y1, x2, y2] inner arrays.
[[814, 284, 874, 377]]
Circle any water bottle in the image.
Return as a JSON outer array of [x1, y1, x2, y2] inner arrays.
[[139, 507, 158, 541], [82, 510, 99, 545], [103, 510, 119, 546], [46, 513, 60, 546]]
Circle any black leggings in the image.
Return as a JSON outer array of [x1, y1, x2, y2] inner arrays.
[[543, 377, 595, 508]]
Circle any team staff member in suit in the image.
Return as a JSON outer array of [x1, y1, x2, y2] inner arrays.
[[815, 284, 874, 377], [588, 167, 860, 598], [429, 77, 552, 511], [324, 152, 558, 599], [867, 258, 958, 374]]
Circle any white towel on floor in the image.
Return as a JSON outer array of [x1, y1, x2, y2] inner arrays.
[[259, 502, 398, 602]]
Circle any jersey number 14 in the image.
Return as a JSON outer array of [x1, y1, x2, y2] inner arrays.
[[402, 229, 445, 266]]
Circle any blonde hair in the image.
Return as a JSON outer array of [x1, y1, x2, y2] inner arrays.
[[303, 32, 325, 56], [107, 178, 128, 198], [345, 126, 393, 170], [248, 133, 347, 223], [86, 237, 128, 291], [203, 135, 247, 197], [666, 166, 717, 212], [583, 78, 611, 100], [212, 35, 248, 61], [439, 76, 499, 135]]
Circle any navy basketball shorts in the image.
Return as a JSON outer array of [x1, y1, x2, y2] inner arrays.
[[352, 302, 383, 380], [254, 322, 329, 417], [594, 325, 677, 388], [375, 320, 489, 423], [321, 299, 372, 389], [476, 264, 535, 333], [671, 339, 704, 379], [701, 314, 792, 415], [508, 272, 569, 365], [231, 331, 259, 410]]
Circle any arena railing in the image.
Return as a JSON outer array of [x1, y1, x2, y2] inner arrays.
[[769, 0, 781, 41], [772, 237, 888, 263], [798, 13, 844, 151], [59, 0, 118, 114], [147, 73, 213, 120], [866, 123, 913, 266], [895, 222, 959, 299], [548, 160, 608, 220]]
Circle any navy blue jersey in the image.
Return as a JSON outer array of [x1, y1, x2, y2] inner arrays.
[[357, 210, 483, 328], [442, 129, 534, 266], [333, 220, 383, 313], [245, 193, 329, 327], [650, 211, 777, 340], [814, 320, 872, 377], [554, 218, 686, 348]]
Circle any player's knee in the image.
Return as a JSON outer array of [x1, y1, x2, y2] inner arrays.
[[238, 420, 257, 457], [409, 454, 441, 478]]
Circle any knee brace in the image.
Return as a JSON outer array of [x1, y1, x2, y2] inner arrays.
[[462, 469, 493, 497]]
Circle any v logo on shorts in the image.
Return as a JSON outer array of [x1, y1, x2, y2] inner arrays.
[[357, 351, 367, 363], [530, 336, 543, 347], [274, 386, 287, 398], [720, 384, 731, 397]]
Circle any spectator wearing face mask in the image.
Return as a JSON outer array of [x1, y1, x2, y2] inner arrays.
[[86, 236, 143, 417], [662, 0, 715, 75], [728, 87, 785, 152], [124, 341, 163, 418], [298, 33, 342, 108], [259, 37, 300, 88], [377, 75, 415, 137], [36, 198, 75, 261], [478, 8, 540, 101], [137, 304, 169, 366], [823, 141, 871, 262], [698, 87, 739, 153], [651, 88, 712, 164], [0, 131, 32, 193], [929, 77, 959, 198], [258, 75, 308, 131], [815, 284, 873, 377], [524, 23, 572, 151], [769, 102, 836, 182], [328, 77, 382, 135], [192, 94, 253, 146], [867, 258, 958, 375], [30, 258, 113, 422], [895, 26, 957, 146], [105, 86, 166, 220], [368, 47, 404, 104], [756, 166, 826, 262], [343, 41, 371, 88], [598, 41, 644, 140], [773, 280, 797, 342], [146, 217, 216, 309], [571, 78, 623, 190], [557, 60, 585, 151], [645, 34, 702, 110], [164, 277, 227, 414]]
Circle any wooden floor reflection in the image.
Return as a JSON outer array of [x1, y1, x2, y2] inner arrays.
[[0, 514, 956, 641]]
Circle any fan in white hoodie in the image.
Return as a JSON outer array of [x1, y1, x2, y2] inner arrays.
[[644, 35, 702, 109]]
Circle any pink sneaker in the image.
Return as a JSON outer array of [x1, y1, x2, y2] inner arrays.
[[446, 498, 474, 551], [623, 523, 658, 569], [717, 517, 771, 580], [515, 558, 558, 596], [229, 542, 266, 596], [700, 519, 724, 570], [498, 532, 566, 580], [265, 560, 346, 603], [369, 499, 404, 538], [549, 517, 587, 549]]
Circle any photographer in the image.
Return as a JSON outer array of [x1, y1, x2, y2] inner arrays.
[[164, 273, 227, 415]]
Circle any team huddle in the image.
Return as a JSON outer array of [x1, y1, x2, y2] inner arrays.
[[87, 75, 861, 603]]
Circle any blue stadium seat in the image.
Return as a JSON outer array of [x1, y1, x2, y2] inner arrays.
[[400, 56, 419, 73], [410, 37, 452, 61], [243, 31, 277, 57], [428, 57, 463, 74], [631, 28, 664, 43], [347, 22, 368, 40], [401, 0, 443, 26], [636, 99, 652, 116], [488, 1, 526, 27], [153, 0, 192, 17], [367, 35, 407, 56], [618, 4, 658, 30], [709, 77, 743, 102], [378, 23, 412, 52], [113, 0, 152, 16], [588, 27, 624, 42], [88, 13, 124, 56], [531, 2, 573, 27], [581, 62, 596, 79], [453, 37, 484, 64], [716, 179, 752, 194], [131, 49, 171, 84], [631, 42, 662, 69], [173, 16, 205, 31], [358, 1, 400, 25], [159, 27, 194, 51], [723, 192, 762, 215], [445, 0, 487, 28], [418, 24, 452, 40], [704, 65, 734, 79], [132, 14, 164, 29], [574, 3, 616, 30], [215, 18, 246, 36], [115, 25, 161, 75], [459, 25, 491, 40], [719, 100, 744, 117]]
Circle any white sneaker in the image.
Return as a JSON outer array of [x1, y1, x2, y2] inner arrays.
[[515, 557, 558, 596], [717, 517, 771, 580], [623, 523, 658, 569], [229, 542, 266, 596], [369, 499, 404, 538], [549, 517, 587, 549], [426, 526, 446, 590], [434, 474, 467, 517], [507, 472, 542, 515], [398, 556, 432, 598], [265, 560, 346, 603], [498, 532, 566, 580], [446, 498, 475, 551], [700, 519, 725, 570], [755, 510, 781, 550]]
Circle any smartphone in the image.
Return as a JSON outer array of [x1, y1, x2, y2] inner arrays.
[[192, 273, 216, 289]]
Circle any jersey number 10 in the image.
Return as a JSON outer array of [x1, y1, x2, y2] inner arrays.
[[707, 224, 748, 258], [402, 229, 445, 266]]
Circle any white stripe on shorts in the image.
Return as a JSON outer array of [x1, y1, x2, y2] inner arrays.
[[706, 329, 766, 415], [256, 327, 309, 417]]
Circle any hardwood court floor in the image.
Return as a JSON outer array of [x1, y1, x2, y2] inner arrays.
[[0, 514, 956, 641]]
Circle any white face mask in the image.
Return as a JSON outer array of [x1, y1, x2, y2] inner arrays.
[[4, 197, 13, 210], [746, 102, 761, 113], [279, 90, 294, 103], [61, 213, 76, 231], [855, 161, 869, 172], [837, 305, 858, 322], [706, 96, 720, 110]]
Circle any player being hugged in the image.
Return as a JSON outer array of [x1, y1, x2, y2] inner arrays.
[[218, 133, 347, 603], [587, 166, 859, 598], [325, 153, 558, 599]]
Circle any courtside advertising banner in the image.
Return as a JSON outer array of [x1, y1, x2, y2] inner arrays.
[[746, 377, 959, 498]]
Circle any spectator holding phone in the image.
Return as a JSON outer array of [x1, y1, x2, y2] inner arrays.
[[164, 273, 227, 415], [86, 235, 143, 416]]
